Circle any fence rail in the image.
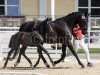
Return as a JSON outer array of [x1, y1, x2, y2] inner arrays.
[[87, 17, 100, 48], [0, 27, 62, 59], [0, 17, 100, 59]]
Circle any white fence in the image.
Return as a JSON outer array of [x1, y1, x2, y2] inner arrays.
[[0, 27, 62, 59], [87, 17, 100, 48], [0, 17, 100, 59], [0, 27, 18, 58]]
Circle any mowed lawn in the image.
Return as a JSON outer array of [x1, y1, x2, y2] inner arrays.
[[67, 48, 100, 54], [78, 48, 100, 53]]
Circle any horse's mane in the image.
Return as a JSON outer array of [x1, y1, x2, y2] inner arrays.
[[55, 12, 83, 20], [37, 19, 48, 36], [65, 12, 83, 17]]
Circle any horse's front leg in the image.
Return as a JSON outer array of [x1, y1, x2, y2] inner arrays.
[[54, 44, 66, 65], [67, 42, 85, 68]]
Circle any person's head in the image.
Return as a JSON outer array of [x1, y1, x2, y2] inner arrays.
[[75, 24, 80, 28]]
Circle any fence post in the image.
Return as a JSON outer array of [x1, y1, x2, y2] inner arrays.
[[0, 37, 3, 60], [88, 18, 91, 48]]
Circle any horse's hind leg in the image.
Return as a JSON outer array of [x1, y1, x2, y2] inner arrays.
[[4, 49, 15, 68], [54, 44, 66, 64], [67, 43, 85, 68], [14, 47, 24, 67], [11, 47, 19, 60], [14, 50, 21, 67]]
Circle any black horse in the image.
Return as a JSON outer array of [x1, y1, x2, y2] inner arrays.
[[3, 18, 55, 68], [11, 12, 89, 68]]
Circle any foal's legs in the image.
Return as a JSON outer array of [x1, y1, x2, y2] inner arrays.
[[34, 47, 50, 68], [14, 45, 54, 68], [34, 45, 55, 67], [14, 46, 50, 68], [14, 46, 33, 67], [36, 47, 50, 68], [4, 49, 15, 67], [11, 48, 19, 60], [39, 45, 55, 66], [33, 49, 42, 68]]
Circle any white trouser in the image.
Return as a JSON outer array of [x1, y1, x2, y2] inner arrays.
[[73, 38, 91, 63]]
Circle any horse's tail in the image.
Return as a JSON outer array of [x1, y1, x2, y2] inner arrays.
[[9, 37, 20, 59], [9, 35, 14, 48]]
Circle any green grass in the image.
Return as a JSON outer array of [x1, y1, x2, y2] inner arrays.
[[67, 48, 100, 54], [48, 48, 100, 53]]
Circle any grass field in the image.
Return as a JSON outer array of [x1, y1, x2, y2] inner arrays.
[[67, 48, 100, 54], [78, 48, 100, 53]]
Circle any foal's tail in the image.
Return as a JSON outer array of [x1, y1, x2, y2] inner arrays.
[[9, 35, 14, 48], [8, 33, 21, 59]]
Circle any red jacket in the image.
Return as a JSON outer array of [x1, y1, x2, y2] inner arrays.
[[72, 24, 82, 40]]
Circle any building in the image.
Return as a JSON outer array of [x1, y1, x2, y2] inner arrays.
[[0, 0, 75, 18], [0, 0, 100, 23]]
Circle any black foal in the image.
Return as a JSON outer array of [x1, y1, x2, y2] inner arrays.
[[4, 31, 55, 68]]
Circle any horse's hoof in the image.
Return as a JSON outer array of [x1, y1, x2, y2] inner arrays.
[[81, 64, 85, 68], [32, 67, 35, 70], [52, 63, 55, 67], [44, 63, 50, 68], [46, 65, 50, 68], [54, 61, 57, 65], [87, 62, 93, 67], [3, 64, 6, 68], [32, 65, 37, 69], [2, 67, 6, 69], [30, 64, 33, 67], [14, 62, 18, 67], [30, 64, 35, 69]]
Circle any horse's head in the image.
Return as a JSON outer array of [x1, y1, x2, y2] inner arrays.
[[75, 12, 90, 35], [64, 12, 90, 35], [38, 17, 53, 35], [71, 12, 90, 35]]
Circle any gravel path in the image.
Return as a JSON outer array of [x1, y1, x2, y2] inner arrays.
[[0, 57, 100, 75]]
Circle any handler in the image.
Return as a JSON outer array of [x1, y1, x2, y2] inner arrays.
[[72, 24, 93, 67]]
